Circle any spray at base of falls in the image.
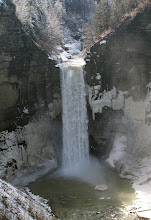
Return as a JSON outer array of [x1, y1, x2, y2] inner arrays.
[[59, 58, 89, 169]]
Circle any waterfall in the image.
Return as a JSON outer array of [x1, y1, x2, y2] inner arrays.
[[60, 58, 89, 168]]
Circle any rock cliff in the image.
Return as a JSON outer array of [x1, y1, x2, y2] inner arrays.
[[0, 0, 62, 183], [0, 0, 61, 131], [85, 3, 151, 156], [85, 2, 151, 214]]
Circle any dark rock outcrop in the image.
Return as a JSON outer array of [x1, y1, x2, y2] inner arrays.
[[86, 6, 151, 100], [0, 0, 61, 132], [85, 4, 151, 156], [0, 0, 62, 183]]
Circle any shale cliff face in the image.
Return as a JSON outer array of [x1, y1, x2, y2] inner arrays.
[[0, 1, 62, 183], [0, 1, 61, 131], [86, 7, 151, 101], [85, 3, 151, 184]]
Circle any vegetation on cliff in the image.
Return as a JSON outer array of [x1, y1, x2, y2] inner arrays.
[[64, 0, 95, 19], [84, 0, 151, 49], [12, 0, 65, 53], [93, 0, 143, 33]]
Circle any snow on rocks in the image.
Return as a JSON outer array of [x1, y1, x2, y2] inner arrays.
[[88, 86, 126, 120], [0, 117, 58, 184], [96, 73, 101, 80], [60, 50, 72, 61], [99, 40, 106, 45], [64, 42, 82, 51], [136, 210, 151, 220], [96, 89, 151, 218], [68, 49, 81, 55], [22, 107, 29, 114], [0, 178, 57, 220], [48, 34, 82, 62], [106, 135, 128, 168], [106, 121, 151, 218], [56, 41, 82, 62], [0, 0, 6, 6]]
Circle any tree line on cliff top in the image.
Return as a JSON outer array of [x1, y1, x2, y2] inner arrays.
[[12, 0, 65, 53], [84, 0, 145, 49], [93, 0, 144, 33], [11, 0, 145, 52]]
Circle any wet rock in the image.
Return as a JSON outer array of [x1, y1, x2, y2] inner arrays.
[[95, 185, 108, 191], [96, 211, 101, 214]]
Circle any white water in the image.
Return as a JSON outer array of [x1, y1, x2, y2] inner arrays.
[[60, 58, 89, 168]]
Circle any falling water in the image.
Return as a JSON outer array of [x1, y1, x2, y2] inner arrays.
[[60, 58, 89, 168]]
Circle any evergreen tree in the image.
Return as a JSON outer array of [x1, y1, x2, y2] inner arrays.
[[93, 0, 111, 33]]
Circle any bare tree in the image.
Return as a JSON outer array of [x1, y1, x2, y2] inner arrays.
[[92, 0, 145, 35], [12, 0, 65, 53]]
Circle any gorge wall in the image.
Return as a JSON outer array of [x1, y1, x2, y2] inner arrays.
[[0, 0, 95, 185], [0, 0, 151, 188], [85, 3, 151, 183], [0, 0, 62, 183]]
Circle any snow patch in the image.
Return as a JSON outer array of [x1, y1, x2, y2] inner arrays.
[[68, 49, 81, 55], [106, 120, 151, 218], [99, 40, 106, 45], [0, 117, 58, 184], [88, 86, 126, 120], [64, 42, 82, 51], [0, 178, 58, 220], [106, 135, 128, 168], [96, 73, 101, 80], [23, 107, 29, 114]]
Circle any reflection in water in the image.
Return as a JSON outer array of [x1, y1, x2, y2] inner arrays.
[[29, 158, 136, 220]]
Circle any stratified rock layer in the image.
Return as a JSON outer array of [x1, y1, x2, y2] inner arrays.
[[85, 4, 151, 155], [85, 3, 151, 217], [0, 0, 61, 132], [0, 1, 62, 183], [86, 6, 151, 100]]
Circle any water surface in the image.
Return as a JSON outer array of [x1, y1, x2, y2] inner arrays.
[[29, 160, 136, 220]]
